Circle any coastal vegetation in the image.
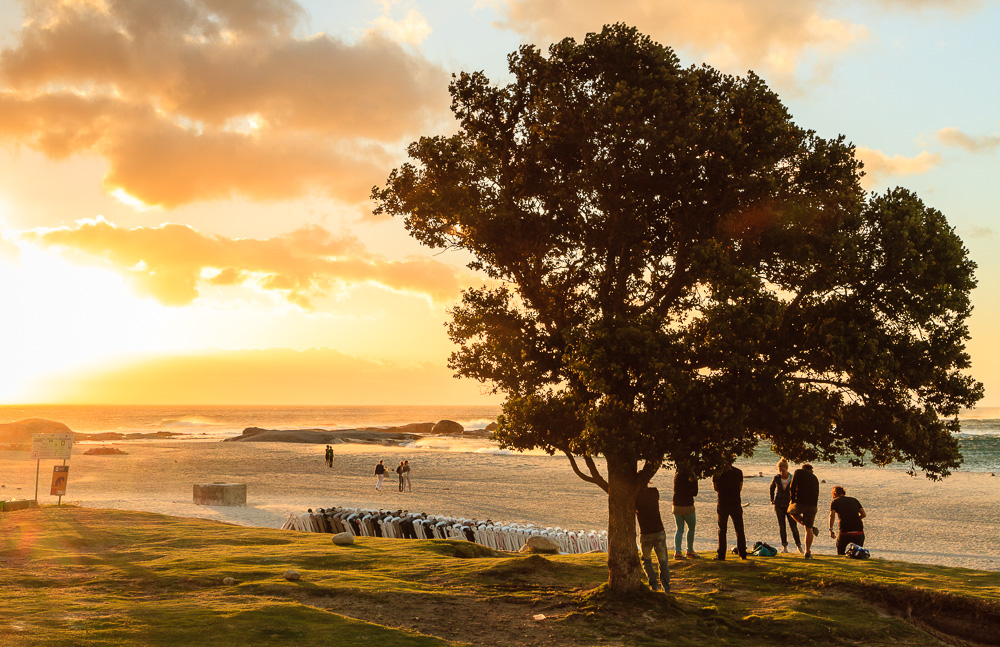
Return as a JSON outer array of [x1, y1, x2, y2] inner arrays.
[[2, 506, 999, 646], [373, 23, 982, 592]]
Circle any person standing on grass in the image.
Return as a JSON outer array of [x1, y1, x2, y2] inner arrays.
[[829, 485, 866, 555], [787, 463, 821, 559], [712, 461, 747, 560], [635, 485, 670, 593], [402, 460, 412, 492], [374, 460, 386, 491], [672, 464, 699, 560], [770, 459, 803, 553]]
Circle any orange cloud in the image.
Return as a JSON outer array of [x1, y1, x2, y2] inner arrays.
[[0, 0, 449, 207], [936, 127, 1000, 153], [496, 0, 866, 85], [34, 347, 502, 405], [25, 218, 468, 307], [855, 147, 940, 188]]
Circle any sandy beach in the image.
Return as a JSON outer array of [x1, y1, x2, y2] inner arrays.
[[2, 438, 999, 572]]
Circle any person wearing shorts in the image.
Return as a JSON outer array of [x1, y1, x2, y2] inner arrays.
[[787, 463, 820, 559], [829, 485, 866, 554]]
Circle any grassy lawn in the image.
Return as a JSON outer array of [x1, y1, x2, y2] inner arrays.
[[2, 506, 998, 646]]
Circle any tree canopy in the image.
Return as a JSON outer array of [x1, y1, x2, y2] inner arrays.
[[372, 24, 982, 592]]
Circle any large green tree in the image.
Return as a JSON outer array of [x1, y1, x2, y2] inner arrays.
[[373, 24, 982, 593]]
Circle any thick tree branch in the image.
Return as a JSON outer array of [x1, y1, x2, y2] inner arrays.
[[637, 459, 661, 485], [563, 449, 609, 493]]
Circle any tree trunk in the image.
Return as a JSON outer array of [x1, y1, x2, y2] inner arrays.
[[606, 453, 642, 594]]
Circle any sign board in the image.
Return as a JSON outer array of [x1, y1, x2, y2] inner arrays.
[[31, 433, 74, 460], [51, 465, 69, 496]]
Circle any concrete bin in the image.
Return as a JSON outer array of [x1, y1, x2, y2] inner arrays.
[[193, 482, 247, 507]]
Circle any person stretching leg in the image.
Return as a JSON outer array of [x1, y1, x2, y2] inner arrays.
[[786, 464, 820, 559]]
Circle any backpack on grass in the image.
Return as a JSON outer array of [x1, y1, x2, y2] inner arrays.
[[845, 543, 870, 559], [751, 541, 778, 557]]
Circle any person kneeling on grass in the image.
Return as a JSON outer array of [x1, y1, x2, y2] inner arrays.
[[829, 485, 866, 555], [635, 485, 670, 593]]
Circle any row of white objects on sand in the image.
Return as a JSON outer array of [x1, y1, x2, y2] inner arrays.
[[281, 506, 609, 554]]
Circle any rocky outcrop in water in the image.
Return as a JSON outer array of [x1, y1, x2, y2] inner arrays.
[[83, 446, 128, 455], [225, 420, 490, 445], [0, 419, 73, 444]]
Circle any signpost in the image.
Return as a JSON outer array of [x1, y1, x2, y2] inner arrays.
[[51, 465, 69, 499], [31, 433, 74, 460], [31, 433, 74, 503]]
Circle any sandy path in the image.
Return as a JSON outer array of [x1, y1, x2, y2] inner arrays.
[[2, 440, 998, 571]]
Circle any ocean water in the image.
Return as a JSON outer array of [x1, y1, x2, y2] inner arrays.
[[3, 404, 999, 472]]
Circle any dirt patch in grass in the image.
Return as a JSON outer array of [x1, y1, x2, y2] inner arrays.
[[300, 587, 590, 647], [858, 583, 1000, 646]]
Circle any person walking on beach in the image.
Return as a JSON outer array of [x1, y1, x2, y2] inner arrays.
[[396, 461, 405, 492], [672, 464, 699, 560], [787, 463, 821, 559], [829, 485, 866, 555], [635, 485, 670, 593], [770, 459, 803, 553], [402, 460, 412, 492], [713, 461, 747, 560], [325, 445, 334, 468], [374, 460, 387, 491]]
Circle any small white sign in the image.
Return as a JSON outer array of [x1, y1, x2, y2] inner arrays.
[[31, 433, 74, 460]]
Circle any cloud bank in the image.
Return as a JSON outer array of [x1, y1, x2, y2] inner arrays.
[[0, 0, 450, 208], [497, 0, 985, 86], [26, 218, 468, 307], [497, 0, 866, 85]]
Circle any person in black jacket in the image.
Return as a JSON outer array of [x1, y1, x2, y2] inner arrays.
[[769, 459, 803, 553], [672, 465, 699, 559], [712, 462, 747, 560], [635, 485, 670, 592], [787, 463, 821, 559]]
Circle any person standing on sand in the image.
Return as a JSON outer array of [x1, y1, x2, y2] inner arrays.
[[770, 459, 803, 553], [396, 461, 405, 492], [325, 445, 334, 467], [829, 485, 866, 555], [635, 485, 670, 593], [713, 462, 748, 560], [374, 460, 386, 491], [672, 464, 699, 560], [402, 460, 412, 492], [787, 463, 821, 559]]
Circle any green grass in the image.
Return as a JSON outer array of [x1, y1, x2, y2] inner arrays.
[[2, 507, 998, 646]]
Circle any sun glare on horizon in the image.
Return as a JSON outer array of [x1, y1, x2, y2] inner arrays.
[[0, 240, 188, 402]]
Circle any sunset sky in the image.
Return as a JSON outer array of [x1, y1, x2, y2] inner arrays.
[[0, 0, 997, 406]]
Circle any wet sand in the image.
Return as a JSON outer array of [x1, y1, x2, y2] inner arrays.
[[2, 439, 998, 571]]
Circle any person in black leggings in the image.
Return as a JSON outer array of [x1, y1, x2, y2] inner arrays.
[[769, 459, 802, 553]]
